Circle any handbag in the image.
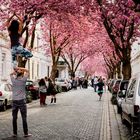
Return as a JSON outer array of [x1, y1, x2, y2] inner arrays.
[[39, 86, 47, 93]]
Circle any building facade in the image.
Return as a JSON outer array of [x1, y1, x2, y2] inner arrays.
[[131, 39, 140, 76]]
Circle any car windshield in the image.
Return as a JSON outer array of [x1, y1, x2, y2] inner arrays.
[[120, 81, 129, 90], [26, 81, 33, 85]]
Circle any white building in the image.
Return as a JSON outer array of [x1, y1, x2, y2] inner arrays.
[[131, 39, 140, 76], [0, 30, 53, 83], [0, 33, 12, 83], [26, 51, 52, 81]]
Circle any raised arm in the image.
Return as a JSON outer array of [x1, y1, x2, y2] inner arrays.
[[6, 13, 15, 28], [14, 13, 23, 34]]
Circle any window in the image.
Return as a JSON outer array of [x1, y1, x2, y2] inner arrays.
[[1, 53, 6, 77], [138, 82, 140, 96], [127, 79, 136, 98], [47, 66, 50, 77], [37, 63, 39, 77], [32, 61, 34, 79]]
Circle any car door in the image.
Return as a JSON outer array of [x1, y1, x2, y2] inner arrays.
[[7, 84, 12, 104], [124, 79, 136, 120], [5, 84, 12, 105]]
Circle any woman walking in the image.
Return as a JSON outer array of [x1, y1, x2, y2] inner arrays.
[[38, 78, 47, 106], [97, 78, 104, 101], [47, 78, 57, 104]]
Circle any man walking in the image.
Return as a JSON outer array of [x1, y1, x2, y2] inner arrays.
[[93, 76, 98, 92], [10, 67, 32, 137]]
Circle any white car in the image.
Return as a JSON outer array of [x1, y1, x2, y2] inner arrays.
[[121, 74, 140, 134], [55, 78, 71, 91], [0, 83, 12, 111]]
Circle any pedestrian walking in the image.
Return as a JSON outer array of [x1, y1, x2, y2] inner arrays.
[[47, 78, 57, 103], [38, 78, 47, 106], [72, 77, 77, 89], [10, 67, 32, 137], [82, 78, 88, 88], [91, 77, 94, 87], [6, 12, 33, 68], [93, 76, 98, 92], [96, 78, 104, 101], [78, 78, 83, 89]]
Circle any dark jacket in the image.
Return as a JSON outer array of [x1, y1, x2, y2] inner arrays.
[[47, 81, 57, 95]]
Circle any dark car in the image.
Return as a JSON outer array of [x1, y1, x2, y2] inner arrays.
[[26, 80, 39, 100], [111, 79, 122, 94], [116, 80, 129, 114]]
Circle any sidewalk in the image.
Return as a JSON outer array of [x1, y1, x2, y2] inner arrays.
[[99, 90, 122, 140], [101, 91, 130, 140]]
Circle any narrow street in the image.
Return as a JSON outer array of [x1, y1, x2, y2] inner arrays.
[[0, 87, 131, 140]]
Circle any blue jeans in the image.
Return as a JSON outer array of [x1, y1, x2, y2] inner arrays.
[[11, 45, 33, 66], [12, 99, 28, 135]]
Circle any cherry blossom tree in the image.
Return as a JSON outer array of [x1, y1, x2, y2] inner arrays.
[[0, 0, 96, 67], [96, 0, 140, 79], [41, 17, 72, 81]]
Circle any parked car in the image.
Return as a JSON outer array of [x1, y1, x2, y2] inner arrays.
[[111, 79, 122, 105], [111, 79, 122, 94], [121, 74, 140, 134], [108, 79, 115, 92], [55, 78, 71, 92], [116, 80, 129, 114], [0, 83, 12, 111], [26, 90, 32, 103], [26, 80, 39, 100]]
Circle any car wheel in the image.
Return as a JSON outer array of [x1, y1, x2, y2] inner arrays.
[[2, 101, 7, 111], [131, 118, 136, 135], [117, 106, 122, 114]]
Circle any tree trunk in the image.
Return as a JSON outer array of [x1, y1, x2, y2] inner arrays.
[[116, 63, 122, 79], [122, 60, 131, 80], [50, 63, 57, 82], [110, 72, 114, 79], [69, 70, 75, 78], [113, 70, 116, 79]]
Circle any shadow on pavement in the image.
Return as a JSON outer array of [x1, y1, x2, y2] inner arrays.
[[1, 136, 31, 140]]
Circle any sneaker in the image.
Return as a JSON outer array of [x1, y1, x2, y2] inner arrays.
[[24, 134, 32, 137]]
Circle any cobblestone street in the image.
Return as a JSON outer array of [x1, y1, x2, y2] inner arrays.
[[0, 87, 131, 140]]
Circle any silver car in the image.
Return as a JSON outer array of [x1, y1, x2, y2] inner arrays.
[[0, 83, 12, 111], [55, 78, 71, 92]]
